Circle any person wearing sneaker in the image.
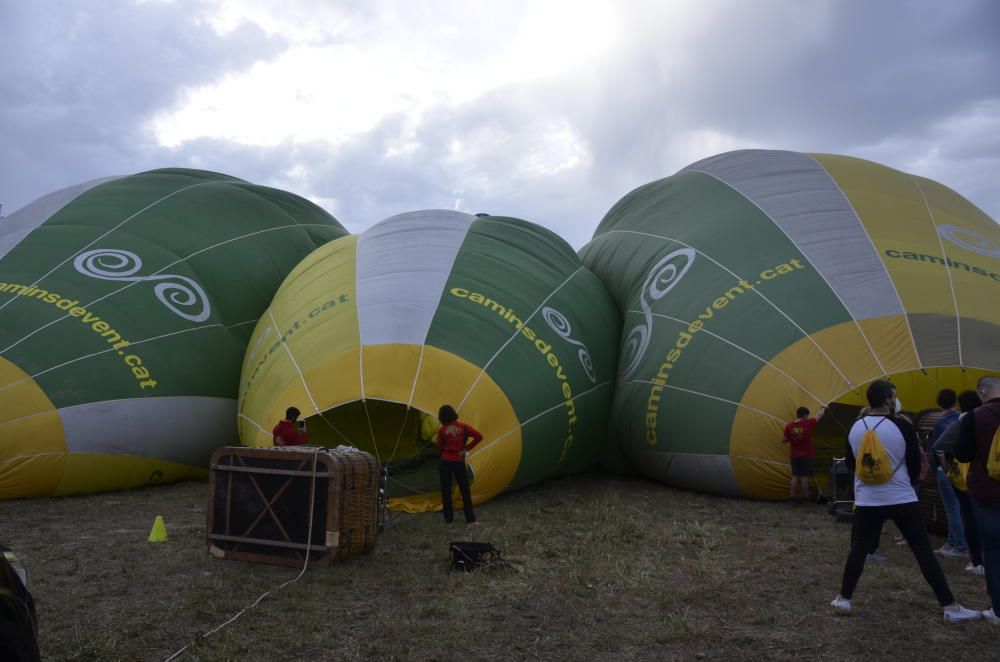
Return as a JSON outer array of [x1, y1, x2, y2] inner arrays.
[[831, 380, 981, 622], [955, 376, 1000, 626], [934, 390, 986, 575], [930, 390, 969, 560]]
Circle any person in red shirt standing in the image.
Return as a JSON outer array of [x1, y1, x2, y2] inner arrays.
[[782, 404, 826, 503], [436, 404, 483, 527], [272, 406, 308, 447]]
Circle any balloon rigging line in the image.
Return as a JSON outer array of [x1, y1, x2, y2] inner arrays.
[[631, 447, 791, 469], [0, 451, 64, 467], [468, 379, 613, 459], [353, 237, 381, 464], [0, 318, 258, 397], [354, 343, 380, 462], [596, 230, 856, 389], [458, 267, 584, 411], [1, 223, 337, 356], [689, 166, 889, 378], [640, 309, 838, 407], [0, 180, 216, 317], [163, 447, 324, 662], [385, 344, 428, 467], [265, 309, 351, 445], [628, 378, 788, 423], [806, 153, 923, 370], [911, 175, 964, 368], [237, 413, 270, 436]]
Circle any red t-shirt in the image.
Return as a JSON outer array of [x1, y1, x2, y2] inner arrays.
[[272, 420, 308, 446], [784, 418, 817, 458], [436, 421, 483, 462]]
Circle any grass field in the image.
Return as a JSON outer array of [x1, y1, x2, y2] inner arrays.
[[1, 472, 998, 661]]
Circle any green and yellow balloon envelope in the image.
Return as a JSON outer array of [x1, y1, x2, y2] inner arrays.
[[581, 150, 1000, 499], [0, 169, 347, 499], [238, 210, 619, 511]]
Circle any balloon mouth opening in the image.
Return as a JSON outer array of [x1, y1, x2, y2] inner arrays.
[[810, 366, 997, 475], [303, 399, 443, 498]]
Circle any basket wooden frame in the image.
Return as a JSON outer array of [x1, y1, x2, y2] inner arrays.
[[206, 446, 378, 568]]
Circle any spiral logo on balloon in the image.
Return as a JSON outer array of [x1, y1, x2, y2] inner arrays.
[[73, 248, 211, 323], [938, 225, 1000, 259], [542, 306, 596, 383], [620, 247, 696, 381]]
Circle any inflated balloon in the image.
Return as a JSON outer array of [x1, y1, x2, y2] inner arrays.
[[237, 210, 619, 511], [581, 149, 1000, 499], [0, 168, 347, 498]]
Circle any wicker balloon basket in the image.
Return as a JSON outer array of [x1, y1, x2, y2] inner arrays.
[[206, 446, 379, 567]]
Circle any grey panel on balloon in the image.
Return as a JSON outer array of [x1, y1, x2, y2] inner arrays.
[[684, 150, 901, 321], [61, 396, 237, 465], [0, 177, 121, 261], [356, 210, 475, 346], [907, 313, 961, 367], [632, 450, 743, 497]]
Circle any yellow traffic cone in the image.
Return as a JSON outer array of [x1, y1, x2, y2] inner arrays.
[[148, 515, 168, 543]]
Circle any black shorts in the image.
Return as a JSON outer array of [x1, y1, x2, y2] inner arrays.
[[791, 456, 815, 477]]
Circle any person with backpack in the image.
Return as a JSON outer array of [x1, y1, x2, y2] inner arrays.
[[930, 389, 969, 560], [831, 380, 981, 621], [436, 404, 483, 527], [955, 375, 1000, 625], [934, 390, 985, 576], [781, 404, 826, 503]]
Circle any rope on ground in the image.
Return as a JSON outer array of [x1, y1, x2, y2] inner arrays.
[[163, 447, 324, 662]]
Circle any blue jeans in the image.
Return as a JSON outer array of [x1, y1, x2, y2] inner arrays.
[[936, 467, 967, 551], [971, 498, 1000, 613]]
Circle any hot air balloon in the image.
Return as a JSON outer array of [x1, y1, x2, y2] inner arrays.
[[580, 149, 1000, 499], [0, 168, 348, 498], [237, 210, 619, 511]]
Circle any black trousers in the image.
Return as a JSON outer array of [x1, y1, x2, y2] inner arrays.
[[439, 459, 476, 523], [840, 501, 954, 605]]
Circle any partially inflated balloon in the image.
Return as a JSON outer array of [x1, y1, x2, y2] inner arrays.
[[581, 150, 1000, 498], [238, 210, 619, 511], [0, 168, 347, 498]]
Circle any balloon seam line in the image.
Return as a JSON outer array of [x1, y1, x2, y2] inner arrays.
[[803, 153, 922, 370], [688, 166, 889, 377]]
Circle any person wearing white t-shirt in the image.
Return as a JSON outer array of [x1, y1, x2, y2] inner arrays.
[[831, 379, 982, 622]]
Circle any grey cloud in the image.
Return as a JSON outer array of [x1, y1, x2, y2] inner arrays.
[[0, 0, 285, 215], [1, 0, 997, 250]]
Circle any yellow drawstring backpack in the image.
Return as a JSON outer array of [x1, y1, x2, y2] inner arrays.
[[857, 417, 895, 485], [987, 424, 1000, 481], [946, 459, 970, 492]]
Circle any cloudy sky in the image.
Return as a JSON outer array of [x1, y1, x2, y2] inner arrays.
[[1, 0, 997, 248]]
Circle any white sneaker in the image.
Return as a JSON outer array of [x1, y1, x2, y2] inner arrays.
[[943, 603, 981, 622], [936, 544, 967, 560], [866, 552, 887, 562], [982, 608, 1000, 625], [965, 563, 985, 575], [831, 596, 852, 613]]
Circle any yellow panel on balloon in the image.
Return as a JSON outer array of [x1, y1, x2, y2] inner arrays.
[[0, 356, 67, 498], [56, 454, 207, 496]]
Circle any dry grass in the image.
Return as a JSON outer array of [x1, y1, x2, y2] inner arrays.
[[1, 472, 997, 661]]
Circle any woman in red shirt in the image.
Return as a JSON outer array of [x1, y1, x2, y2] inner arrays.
[[436, 405, 483, 526]]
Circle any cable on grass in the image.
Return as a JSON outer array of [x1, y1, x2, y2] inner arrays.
[[163, 446, 324, 662]]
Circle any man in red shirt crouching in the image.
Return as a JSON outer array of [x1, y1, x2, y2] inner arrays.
[[272, 407, 309, 447], [782, 404, 826, 503], [436, 404, 483, 527]]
